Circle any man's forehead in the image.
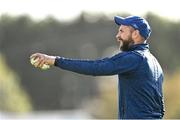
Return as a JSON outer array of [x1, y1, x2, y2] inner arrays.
[[119, 25, 129, 30]]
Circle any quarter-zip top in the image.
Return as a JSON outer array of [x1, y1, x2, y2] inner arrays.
[[54, 43, 165, 119]]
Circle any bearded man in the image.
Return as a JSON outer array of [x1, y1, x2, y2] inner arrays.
[[30, 16, 165, 119]]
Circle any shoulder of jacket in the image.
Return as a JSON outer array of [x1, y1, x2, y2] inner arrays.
[[131, 50, 145, 58], [112, 51, 143, 60]]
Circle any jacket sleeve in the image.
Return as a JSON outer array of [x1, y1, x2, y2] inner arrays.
[[54, 52, 143, 76]]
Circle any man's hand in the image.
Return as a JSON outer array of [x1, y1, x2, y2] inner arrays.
[[30, 53, 56, 68]]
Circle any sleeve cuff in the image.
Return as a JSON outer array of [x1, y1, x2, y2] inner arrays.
[[54, 56, 61, 66]]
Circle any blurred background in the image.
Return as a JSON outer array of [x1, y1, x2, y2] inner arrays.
[[0, 0, 180, 119]]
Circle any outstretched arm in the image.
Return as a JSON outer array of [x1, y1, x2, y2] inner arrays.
[[54, 57, 119, 76], [30, 52, 142, 76]]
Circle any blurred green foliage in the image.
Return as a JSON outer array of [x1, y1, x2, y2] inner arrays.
[[163, 72, 180, 118], [0, 53, 32, 112]]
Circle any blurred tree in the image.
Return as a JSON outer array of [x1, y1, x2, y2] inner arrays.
[[0, 14, 99, 110], [0, 53, 32, 112], [163, 72, 180, 118]]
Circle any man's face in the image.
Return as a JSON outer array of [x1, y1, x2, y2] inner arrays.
[[116, 25, 135, 51]]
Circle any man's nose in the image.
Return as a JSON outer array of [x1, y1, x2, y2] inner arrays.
[[116, 34, 119, 39]]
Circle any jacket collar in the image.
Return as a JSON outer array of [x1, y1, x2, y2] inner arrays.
[[129, 43, 149, 51]]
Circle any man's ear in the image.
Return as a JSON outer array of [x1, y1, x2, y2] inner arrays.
[[132, 30, 139, 39], [132, 30, 145, 41]]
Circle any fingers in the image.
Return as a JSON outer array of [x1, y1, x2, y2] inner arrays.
[[30, 53, 41, 59], [30, 53, 46, 67], [30, 53, 54, 69], [37, 56, 46, 68]]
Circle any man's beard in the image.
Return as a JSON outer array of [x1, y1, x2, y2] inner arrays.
[[119, 38, 134, 51]]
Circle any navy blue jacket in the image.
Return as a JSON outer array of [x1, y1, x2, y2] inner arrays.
[[54, 43, 165, 119]]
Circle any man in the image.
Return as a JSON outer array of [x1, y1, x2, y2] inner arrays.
[[30, 16, 165, 119]]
